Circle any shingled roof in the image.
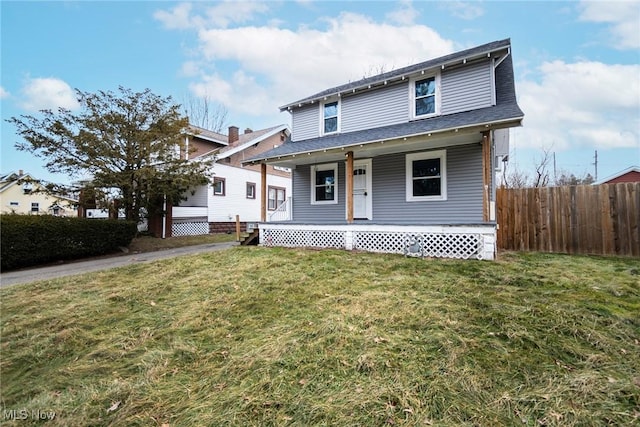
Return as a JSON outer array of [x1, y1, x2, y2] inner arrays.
[[246, 40, 523, 164], [280, 38, 512, 111]]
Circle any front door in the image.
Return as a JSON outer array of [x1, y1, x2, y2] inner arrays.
[[352, 159, 372, 220]]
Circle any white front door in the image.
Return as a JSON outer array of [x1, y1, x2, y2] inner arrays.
[[352, 159, 372, 220]]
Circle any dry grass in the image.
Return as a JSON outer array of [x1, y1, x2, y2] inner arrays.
[[1, 248, 638, 426], [127, 233, 236, 253]]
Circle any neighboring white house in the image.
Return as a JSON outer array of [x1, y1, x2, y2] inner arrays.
[[170, 124, 292, 236], [0, 170, 77, 216]]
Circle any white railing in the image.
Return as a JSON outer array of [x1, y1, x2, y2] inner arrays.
[[268, 197, 292, 222], [172, 206, 207, 218]]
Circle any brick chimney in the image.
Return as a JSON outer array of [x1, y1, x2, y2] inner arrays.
[[228, 126, 239, 145]]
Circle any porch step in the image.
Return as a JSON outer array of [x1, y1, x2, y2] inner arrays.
[[240, 228, 260, 246]]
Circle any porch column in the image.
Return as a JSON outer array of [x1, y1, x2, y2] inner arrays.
[[346, 151, 354, 223], [261, 163, 267, 222], [481, 130, 492, 222]]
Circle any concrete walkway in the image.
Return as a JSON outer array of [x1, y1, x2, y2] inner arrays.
[[0, 241, 239, 287]]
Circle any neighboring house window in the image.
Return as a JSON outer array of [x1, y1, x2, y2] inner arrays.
[[268, 186, 286, 210], [311, 163, 338, 204], [406, 150, 447, 201], [322, 100, 339, 134], [52, 206, 60, 216], [246, 182, 256, 199], [31, 202, 39, 213], [9, 201, 19, 206], [411, 74, 439, 118], [213, 177, 226, 196]]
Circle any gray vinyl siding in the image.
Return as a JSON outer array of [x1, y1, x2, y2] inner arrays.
[[291, 104, 319, 142], [441, 59, 494, 115], [341, 83, 408, 133], [291, 144, 483, 223], [292, 163, 346, 222]]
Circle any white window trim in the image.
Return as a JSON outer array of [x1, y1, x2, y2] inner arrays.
[[409, 72, 441, 120], [319, 99, 340, 135], [311, 163, 339, 205], [406, 150, 447, 202]]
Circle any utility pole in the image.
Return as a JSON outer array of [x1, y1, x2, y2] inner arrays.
[[553, 152, 557, 183], [593, 150, 598, 181]]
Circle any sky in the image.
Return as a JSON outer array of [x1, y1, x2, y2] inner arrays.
[[1, 0, 639, 185]]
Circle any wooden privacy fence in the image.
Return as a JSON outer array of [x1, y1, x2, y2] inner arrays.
[[496, 183, 639, 257]]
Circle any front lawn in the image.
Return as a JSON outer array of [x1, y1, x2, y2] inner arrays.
[[1, 248, 638, 426]]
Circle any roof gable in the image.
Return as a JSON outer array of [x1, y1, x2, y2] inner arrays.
[[280, 38, 512, 111]]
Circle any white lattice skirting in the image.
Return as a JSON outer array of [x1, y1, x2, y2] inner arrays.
[[172, 221, 210, 237], [260, 224, 496, 260]]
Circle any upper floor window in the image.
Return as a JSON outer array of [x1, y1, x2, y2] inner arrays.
[[322, 100, 339, 134], [31, 202, 39, 213], [405, 150, 447, 201], [411, 74, 439, 119], [311, 163, 338, 205]]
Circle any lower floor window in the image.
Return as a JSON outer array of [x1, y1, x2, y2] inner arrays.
[[246, 182, 256, 199], [213, 177, 226, 196], [268, 186, 286, 210], [311, 163, 338, 204], [406, 150, 447, 201], [31, 202, 39, 213]]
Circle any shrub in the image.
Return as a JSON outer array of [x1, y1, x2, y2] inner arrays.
[[1, 215, 137, 270]]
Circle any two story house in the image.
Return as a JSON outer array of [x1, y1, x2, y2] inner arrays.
[[244, 39, 524, 260], [1, 170, 77, 216]]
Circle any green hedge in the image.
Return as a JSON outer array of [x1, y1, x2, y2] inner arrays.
[[1, 215, 137, 271]]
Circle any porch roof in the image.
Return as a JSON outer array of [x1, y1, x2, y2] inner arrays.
[[244, 102, 523, 166]]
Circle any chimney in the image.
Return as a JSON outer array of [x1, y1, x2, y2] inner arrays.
[[244, 128, 253, 134], [228, 126, 239, 145], [19, 169, 24, 176]]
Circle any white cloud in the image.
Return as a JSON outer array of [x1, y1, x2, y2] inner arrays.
[[20, 77, 79, 111], [154, 1, 269, 30], [177, 11, 453, 118], [515, 60, 640, 151], [0, 86, 9, 99], [441, 1, 485, 20], [578, 0, 640, 49], [386, 0, 419, 25]]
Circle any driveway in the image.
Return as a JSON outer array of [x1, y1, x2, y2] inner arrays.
[[0, 241, 239, 287]]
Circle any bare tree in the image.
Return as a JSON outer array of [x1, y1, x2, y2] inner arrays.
[[182, 93, 228, 132], [555, 170, 595, 186], [531, 148, 553, 187]]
